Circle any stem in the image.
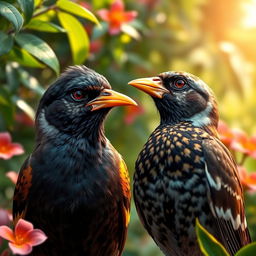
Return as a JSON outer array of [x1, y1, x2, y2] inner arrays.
[[32, 4, 57, 18]]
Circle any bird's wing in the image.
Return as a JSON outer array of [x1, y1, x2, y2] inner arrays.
[[117, 158, 131, 255], [202, 137, 251, 255], [13, 156, 33, 225]]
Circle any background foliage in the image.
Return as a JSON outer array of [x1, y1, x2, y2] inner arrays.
[[0, 0, 256, 255]]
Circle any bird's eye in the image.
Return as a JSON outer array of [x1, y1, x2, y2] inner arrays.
[[174, 79, 186, 89], [71, 90, 85, 101]]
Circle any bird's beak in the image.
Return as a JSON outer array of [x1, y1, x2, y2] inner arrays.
[[87, 89, 137, 111], [128, 77, 169, 98]]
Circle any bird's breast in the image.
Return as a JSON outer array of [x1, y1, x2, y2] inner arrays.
[[134, 123, 214, 254]]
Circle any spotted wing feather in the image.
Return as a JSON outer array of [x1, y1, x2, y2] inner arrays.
[[202, 138, 251, 255]]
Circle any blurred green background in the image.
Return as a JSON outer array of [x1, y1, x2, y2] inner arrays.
[[0, 0, 256, 255]]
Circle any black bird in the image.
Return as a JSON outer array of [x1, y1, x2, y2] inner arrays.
[[129, 71, 251, 256], [13, 66, 136, 256]]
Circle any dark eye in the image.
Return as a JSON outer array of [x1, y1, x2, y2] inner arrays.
[[71, 90, 86, 101], [174, 79, 186, 89]]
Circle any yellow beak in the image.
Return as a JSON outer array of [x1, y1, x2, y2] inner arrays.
[[86, 89, 137, 111], [128, 77, 169, 98]]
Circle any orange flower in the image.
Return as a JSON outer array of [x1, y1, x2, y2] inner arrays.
[[124, 104, 144, 124], [238, 166, 256, 192], [98, 0, 137, 35], [0, 219, 47, 255], [217, 120, 234, 147], [218, 121, 256, 159], [231, 134, 256, 159], [0, 132, 24, 160], [6, 171, 19, 184]]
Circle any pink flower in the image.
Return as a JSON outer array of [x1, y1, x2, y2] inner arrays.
[[124, 104, 144, 124], [0, 219, 47, 255], [217, 120, 234, 148], [218, 121, 256, 159], [0, 133, 24, 160], [98, 0, 137, 35], [6, 171, 19, 184], [231, 133, 256, 159], [238, 166, 256, 192]]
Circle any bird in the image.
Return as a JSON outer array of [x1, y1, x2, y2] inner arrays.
[[13, 65, 137, 256], [128, 71, 251, 256]]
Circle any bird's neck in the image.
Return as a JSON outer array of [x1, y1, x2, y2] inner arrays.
[[35, 110, 107, 148]]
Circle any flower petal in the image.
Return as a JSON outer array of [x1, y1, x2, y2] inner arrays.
[[97, 9, 110, 21], [111, 0, 124, 12], [0, 132, 11, 145], [15, 219, 33, 237], [123, 11, 137, 22], [9, 242, 32, 255], [6, 171, 18, 184], [0, 226, 15, 242], [25, 229, 47, 246], [8, 143, 24, 155]]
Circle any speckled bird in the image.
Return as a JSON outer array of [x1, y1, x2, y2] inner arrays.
[[13, 66, 136, 256], [129, 71, 251, 256]]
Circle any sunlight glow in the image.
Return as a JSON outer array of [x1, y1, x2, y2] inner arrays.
[[242, 0, 256, 28]]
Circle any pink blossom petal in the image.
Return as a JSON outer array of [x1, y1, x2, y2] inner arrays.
[[8, 143, 24, 155], [123, 11, 138, 22], [0, 133, 11, 145], [0, 132, 24, 160], [0, 226, 15, 242], [111, 0, 124, 12], [15, 219, 33, 237], [25, 229, 47, 246], [97, 9, 110, 21], [6, 171, 18, 184], [230, 141, 248, 154], [9, 242, 32, 255]]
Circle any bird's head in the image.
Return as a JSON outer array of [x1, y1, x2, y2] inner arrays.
[[36, 66, 137, 142], [129, 71, 219, 135]]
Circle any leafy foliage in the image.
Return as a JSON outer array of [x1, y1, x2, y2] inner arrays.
[[0, 0, 256, 255]]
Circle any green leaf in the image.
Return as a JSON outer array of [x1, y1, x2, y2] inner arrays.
[[0, 31, 13, 56], [56, 0, 100, 26], [26, 19, 66, 33], [17, 0, 34, 24], [0, 1, 23, 32], [196, 219, 230, 256], [15, 33, 59, 74], [58, 11, 89, 64], [8, 46, 44, 68], [18, 68, 45, 96], [235, 242, 256, 256]]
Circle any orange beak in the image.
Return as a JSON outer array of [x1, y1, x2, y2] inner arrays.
[[86, 89, 137, 111], [128, 77, 169, 98]]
